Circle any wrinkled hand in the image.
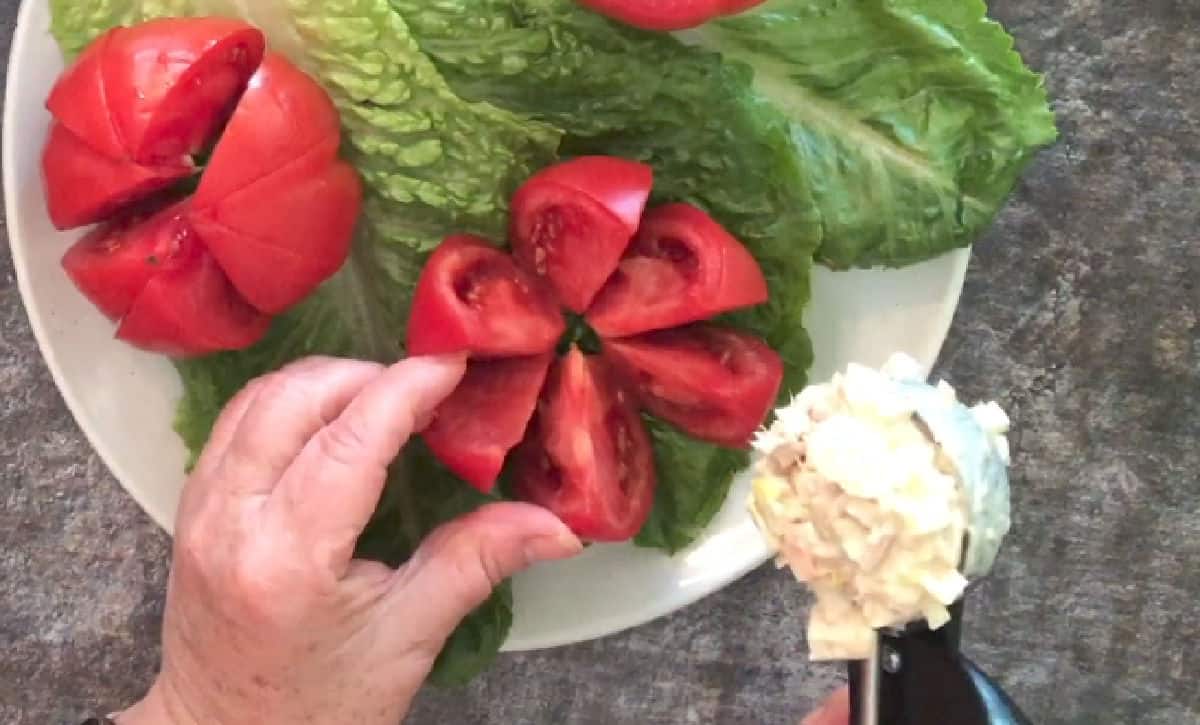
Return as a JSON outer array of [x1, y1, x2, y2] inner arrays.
[[802, 688, 850, 725], [117, 355, 582, 725]]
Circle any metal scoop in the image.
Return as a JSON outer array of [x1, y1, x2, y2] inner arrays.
[[849, 380, 1030, 725]]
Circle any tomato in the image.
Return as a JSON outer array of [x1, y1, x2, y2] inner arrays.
[[587, 203, 768, 338], [191, 53, 343, 204], [93, 18, 265, 164], [117, 242, 270, 358], [45, 21, 361, 356], [513, 348, 657, 542], [511, 157, 653, 313], [41, 123, 189, 231], [407, 235, 566, 358], [422, 354, 554, 493], [603, 325, 783, 448], [61, 200, 195, 320], [189, 54, 358, 314], [576, 0, 766, 31]]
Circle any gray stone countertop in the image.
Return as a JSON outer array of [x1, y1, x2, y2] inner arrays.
[[2, 1, 1198, 723]]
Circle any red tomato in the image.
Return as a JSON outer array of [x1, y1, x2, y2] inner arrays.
[[587, 203, 768, 338], [61, 200, 195, 320], [603, 325, 783, 448], [510, 157, 653, 313], [422, 354, 554, 493], [513, 348, 657, 542], [117, 242, 270, 358], [191, 53, 343, 204], [44, 22, 362, 354], [407, 235, 566, 359], [189, 54, 359, 314], [96, 18, 265, 164], [45, 31, 128, 161], [576, 0, 765, 31], [41, 122, 189, 231]]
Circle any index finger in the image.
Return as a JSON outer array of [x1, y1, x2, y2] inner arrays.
[[268, 354, 467, 573]]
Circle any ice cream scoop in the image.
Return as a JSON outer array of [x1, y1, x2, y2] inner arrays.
[[749, 354, 1030, 724]]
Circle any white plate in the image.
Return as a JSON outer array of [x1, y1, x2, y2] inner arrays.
[[4, 0, 969, 651]]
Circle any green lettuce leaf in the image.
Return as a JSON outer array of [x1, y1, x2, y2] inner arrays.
[[687, 0, 1058, 268]]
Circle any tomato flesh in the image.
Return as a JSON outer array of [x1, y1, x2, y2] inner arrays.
[[603, 325, 783, 448], [117, 243, 270, 358], [588, 203, 768, 338], [513, 348, 657, 542], [577, 0, 765, 30], [422, 354, 554, 493], [61, 200, 195, 320], [511, 157, 652, 313], [407, 235, 566, 358]]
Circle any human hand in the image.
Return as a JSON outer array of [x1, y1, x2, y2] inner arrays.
[[802, 687, 850, 725], [115, 355, 582, 725]]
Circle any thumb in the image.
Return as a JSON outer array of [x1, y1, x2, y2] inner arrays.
[[388, 502, 582, 651]]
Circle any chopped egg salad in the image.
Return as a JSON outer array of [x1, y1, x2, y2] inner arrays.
[[748, 354, 1012, 661]]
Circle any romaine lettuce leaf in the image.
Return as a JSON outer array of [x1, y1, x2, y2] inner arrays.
[[687, 0, 1058, 268]]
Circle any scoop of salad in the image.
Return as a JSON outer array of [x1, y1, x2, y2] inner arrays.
[[748, 353, 1011, 661]]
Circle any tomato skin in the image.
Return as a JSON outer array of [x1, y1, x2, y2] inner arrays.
[[603, 325, 783, 448], [510, 157, 653, 313], [407, 235, 566, 359], [587, 203, 768, 338], [190, 137, 362, 314], [513, 348, 657, 542], [61, 200, 194, 320], [45, 31, 128, 161], [100, 18, 266, 164], [117, 243, 270, 358], [41, 123, 190, 231], [577, 0, 765, 30], [193, 53, 343, 204], [422, 354, 554, 493]]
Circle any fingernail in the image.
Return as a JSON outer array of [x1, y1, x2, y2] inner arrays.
[[524, 531, 583, 565]]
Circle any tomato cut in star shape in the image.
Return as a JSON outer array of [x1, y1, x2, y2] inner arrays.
[[603, 324, 784, 448], [512, 349, 657, 542], [43, 18, 362, 357]]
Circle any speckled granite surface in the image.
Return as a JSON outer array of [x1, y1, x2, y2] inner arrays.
[[2, 1, 1197, 723]]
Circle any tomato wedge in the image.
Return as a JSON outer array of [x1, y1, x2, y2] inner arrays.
[[190, 54, 359, 314], [62, 200, 195, 321], [603, 325, 783, 448], [117, 242, 270, 358], [422, 354, 554, 493], [587, 203, 768, 338], [407, 235, 566, 358], [513, 348, 657, 542], [41, 123, 190, 231], [511, 157, 653, 313], [577, 0, 766, 31], [95, 18, 266, 164]]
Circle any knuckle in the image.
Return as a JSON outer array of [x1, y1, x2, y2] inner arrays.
[[316, 417, 372, 467]]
